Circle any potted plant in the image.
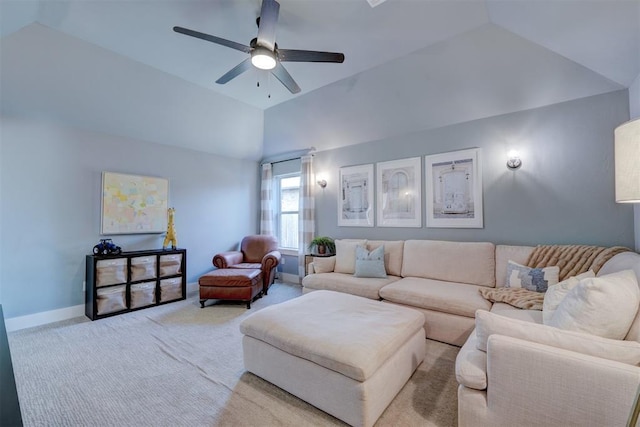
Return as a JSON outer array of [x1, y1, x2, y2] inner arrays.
[[309, 236, 335, 255]]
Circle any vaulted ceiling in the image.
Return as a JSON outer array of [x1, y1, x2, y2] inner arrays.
[[1, 0, 638, 160]]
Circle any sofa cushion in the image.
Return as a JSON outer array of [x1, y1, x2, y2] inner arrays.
[[354, 245, 387, 278], [302, 272, 400, 300], [380, 277, 492, 317], [475, 310, 640, 366], [542, 270, 595, 325], [312, 256, 336, 274], [549, 270, 640, 340], [505, 260, 559, 292], [401, 240, 495, 287], [489, 304, 543, 323], [495, 245, 534, 287], [367, 240, 404, 277], [334, 239, 367, 274]]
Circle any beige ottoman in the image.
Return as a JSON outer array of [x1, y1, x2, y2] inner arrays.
[[239, 290, 426, 427]]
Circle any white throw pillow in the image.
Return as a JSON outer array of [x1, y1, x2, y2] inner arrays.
[[506, 260, 559, 292], [549, 270, 640, 340], [542, 270, 595, 325], [333, 239, 366, 274], [312, 256, 335, 274], [475, 310, 640, 366]]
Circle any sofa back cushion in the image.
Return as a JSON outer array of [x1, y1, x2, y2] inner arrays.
[[367, 240, 404, 276], [334, 239, 367, 274], [402, 240, 496, 287], [495, 245, 534, 287], [312, 256, 336, 274], [598, 252, 640, 342]]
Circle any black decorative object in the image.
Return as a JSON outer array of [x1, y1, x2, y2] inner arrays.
[[93, 239, 122, 256]]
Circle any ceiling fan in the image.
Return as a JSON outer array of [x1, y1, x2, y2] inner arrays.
[[173, 0, 345, 94]]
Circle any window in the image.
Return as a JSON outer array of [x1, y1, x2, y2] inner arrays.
[[276, 174, 300, 250]]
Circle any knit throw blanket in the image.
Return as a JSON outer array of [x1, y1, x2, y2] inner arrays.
[[526, 244, 630, 281], [479, 287, 544, 310], [479, 244, 631, 310]]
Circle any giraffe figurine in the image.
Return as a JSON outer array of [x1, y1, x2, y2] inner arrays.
[[163, 207, 178, 250]]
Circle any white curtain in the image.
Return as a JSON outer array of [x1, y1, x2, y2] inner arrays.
[[260, 163, 274, 236], [298, 155, 315, 281]]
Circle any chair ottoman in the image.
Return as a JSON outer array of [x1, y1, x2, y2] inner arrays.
[[199, 268, 262, 309], [239, 290, 426, 427]]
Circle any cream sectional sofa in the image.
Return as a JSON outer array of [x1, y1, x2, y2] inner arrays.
[[455, 250, 640, 426], [304, 238, 640, 425]]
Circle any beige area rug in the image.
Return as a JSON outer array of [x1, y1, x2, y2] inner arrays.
[[8, 282, 459, 426]]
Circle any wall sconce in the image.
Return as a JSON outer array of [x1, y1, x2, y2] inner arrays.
[[317, 179, 327, 188], [506, 150, 522, 170], [615, 118, 640, 203]]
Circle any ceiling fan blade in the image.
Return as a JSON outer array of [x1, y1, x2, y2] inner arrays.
[[271, 62, 301, 94], [216, 58, 252, 84], [173, 26, 251, 53], [256, 0, 280, 51], [277, 49, 345, 63]]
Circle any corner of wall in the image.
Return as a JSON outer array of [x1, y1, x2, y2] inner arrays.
[[629, 74, 640, 252]]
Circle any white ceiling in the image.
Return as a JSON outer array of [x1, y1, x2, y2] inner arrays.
[[1, 0, 639, 159]]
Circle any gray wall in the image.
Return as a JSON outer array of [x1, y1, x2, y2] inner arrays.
[[312, 90, 634, 248], [0, 116, 259, 318]]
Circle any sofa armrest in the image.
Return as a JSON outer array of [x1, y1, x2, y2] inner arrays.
[[213, 251, 244, 268], [485, 334, 640, 426], [262, 250, 281, 270], [455, 329, 487, 390]]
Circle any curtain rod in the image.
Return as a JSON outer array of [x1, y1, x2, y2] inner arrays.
[[260, 147, 316, 166]]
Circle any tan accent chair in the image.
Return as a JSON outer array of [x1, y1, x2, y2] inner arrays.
[[213, 235, 281, 295]]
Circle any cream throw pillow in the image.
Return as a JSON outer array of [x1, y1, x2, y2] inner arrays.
[[334, 239, 366, 274], [312, 256, 335, 274], [542, 270, 595, 325], [549, 270, 640, 340], [475, 310, 640, 366]]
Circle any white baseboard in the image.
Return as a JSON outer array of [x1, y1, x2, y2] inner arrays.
[[186, 281, 198, 297], [6, 282, 201, 332], [5, 304, 85, 332]]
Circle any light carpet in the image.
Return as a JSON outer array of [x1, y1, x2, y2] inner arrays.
[[8, 282, 459, 426]]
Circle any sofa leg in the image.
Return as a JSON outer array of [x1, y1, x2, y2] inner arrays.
[[246, 301, 251, 309], [200, 299, 206, 308]]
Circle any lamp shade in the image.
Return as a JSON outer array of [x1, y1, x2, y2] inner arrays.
[[615, 118, 640, 203]]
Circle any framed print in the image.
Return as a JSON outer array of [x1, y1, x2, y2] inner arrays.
[[425, 148, 483, 228], [101, 172, 169, 234], [376, 157, 422, 227], [338, 164, 374, 227]]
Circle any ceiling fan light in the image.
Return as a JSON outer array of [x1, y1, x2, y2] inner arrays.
[[251, 47, 276, 70]]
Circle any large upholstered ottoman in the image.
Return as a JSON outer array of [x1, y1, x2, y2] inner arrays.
[[239, 290, 426, 427], [199, 268, 262, 309]]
